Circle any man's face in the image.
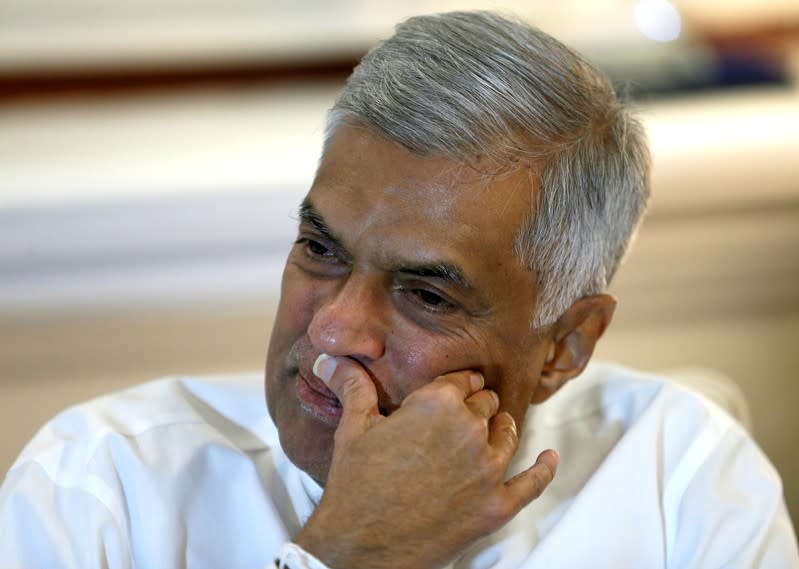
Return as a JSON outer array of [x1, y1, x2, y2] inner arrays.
[[265, 123, 551, 484]]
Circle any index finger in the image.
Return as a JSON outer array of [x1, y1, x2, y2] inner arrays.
[[433, 370, 486, 398], [402, 370, 485, 408]]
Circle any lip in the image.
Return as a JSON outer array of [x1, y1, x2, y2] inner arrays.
[[295, 370, 343, 425]]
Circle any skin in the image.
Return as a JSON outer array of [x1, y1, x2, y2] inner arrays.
[[264, 122, 615, 568]]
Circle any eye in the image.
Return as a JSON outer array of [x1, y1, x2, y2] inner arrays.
[[401, 286, 456, 314], [306, 239, 331, 257], [295, 237, 335, 260], [413, 289, 448, 307]]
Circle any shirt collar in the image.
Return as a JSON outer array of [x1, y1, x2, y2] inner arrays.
[[299, 469, 324, 506]]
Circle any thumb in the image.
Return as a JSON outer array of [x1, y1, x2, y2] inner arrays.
[[313, 354, 382, 439]]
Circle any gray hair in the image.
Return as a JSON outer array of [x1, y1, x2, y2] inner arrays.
[[325, 11, 651, 327]]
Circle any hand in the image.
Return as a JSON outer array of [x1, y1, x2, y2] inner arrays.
[[293, 356, 559, 569]]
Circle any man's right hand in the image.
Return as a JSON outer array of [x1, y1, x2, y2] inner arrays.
[[293, 355, 559, 569]]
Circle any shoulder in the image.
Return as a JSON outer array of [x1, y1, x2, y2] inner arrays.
[[576, 362, 766, 478], [0, 374, 304, 566], [526, 362, 798, 565], [7, 372, 279, 489], [535, 361, 748, 440], [540, 361, 775, 487]]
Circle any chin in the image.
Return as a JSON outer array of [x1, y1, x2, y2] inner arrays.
[[280, 431, 333, 487]]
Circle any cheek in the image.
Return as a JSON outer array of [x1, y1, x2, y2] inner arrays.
[[493, 367, 536, 422], [488, 346, 546, 425], [273, 263, 317, 337], [383, 327, 485, 401], [266, 264, 321, 377]]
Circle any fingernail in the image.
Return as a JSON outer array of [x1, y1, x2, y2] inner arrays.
[[470, 372, 485, 391], [313, 354, 337, 384]]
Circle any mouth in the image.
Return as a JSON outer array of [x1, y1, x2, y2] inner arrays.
[[295, 370, 343, 425]]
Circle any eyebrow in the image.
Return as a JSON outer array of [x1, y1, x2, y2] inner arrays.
[[298, 197, 472, 291], [299, 198, 348, 254], [397, 262, 471, 290]]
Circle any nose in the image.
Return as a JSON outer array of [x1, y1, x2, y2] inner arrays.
[[307, 273, 387, 361]]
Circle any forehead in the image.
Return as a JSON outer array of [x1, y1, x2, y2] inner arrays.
[[311, 124, 535, 263]]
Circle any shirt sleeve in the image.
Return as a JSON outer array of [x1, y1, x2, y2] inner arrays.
[[272, 543, 333, 569], [665, 420, 799, 568], [0, 460, 128, 569]]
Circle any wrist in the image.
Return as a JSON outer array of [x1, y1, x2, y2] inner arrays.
[[293, 510, 347, 568], [293, 507, 390, 569]]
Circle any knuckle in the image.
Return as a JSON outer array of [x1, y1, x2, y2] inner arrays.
[[501, 411, 518, 432], [402, 381, 462, 412], [479, 391, 500, 419], [428, 381, 463, 407], [486, 451, 506, 474], [487, 390, 500, 411], [337, 375, 360, 399], [483, 496, 514, 526], [504, 423, 520, 448], [476, 453, 503, 481], [463, 416, 487, 441], [495, 413, 519, 442]]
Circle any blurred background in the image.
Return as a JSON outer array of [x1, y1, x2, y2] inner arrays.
[[1, 0, 797, 532]]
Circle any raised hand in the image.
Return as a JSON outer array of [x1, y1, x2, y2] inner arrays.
[[293, 355, 559, 569]]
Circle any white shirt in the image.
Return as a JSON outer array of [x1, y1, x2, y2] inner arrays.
[[1, 363, 797, 568]]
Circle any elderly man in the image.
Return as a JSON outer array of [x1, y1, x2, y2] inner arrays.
[[2, 11, 797, 569]]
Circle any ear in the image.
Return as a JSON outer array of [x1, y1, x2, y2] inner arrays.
[[530, 294, 616, 404]]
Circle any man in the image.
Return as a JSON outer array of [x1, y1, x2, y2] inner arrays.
[[1, 11, 797, 569]]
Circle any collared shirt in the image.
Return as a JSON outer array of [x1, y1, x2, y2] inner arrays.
[[1, 363, 797, 568]]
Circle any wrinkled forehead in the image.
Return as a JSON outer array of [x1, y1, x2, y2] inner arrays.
[[309, 124, 537, 280], [315, 123, 535, 230]]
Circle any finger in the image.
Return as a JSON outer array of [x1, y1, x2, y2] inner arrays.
[[432, 370, 485, 399], [504, 449, 559, 508], [313, 354, 381, 439], [487, 411, 520, 459], [464, 389, 500, 421]]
